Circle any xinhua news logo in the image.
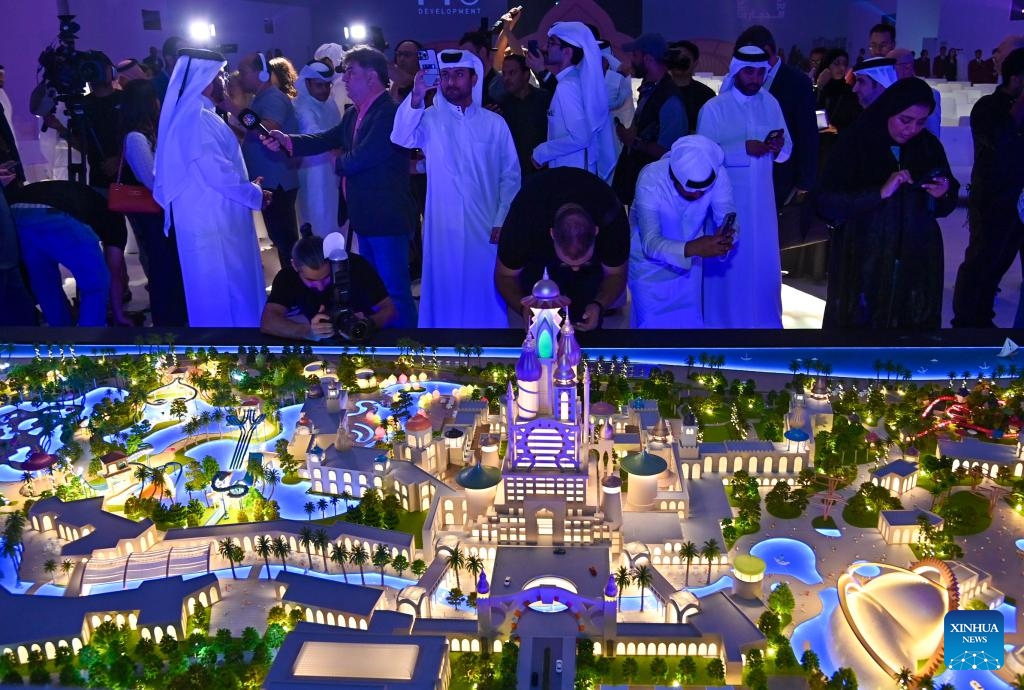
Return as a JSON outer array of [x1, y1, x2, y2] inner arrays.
[[944, 610, 1004, 671]]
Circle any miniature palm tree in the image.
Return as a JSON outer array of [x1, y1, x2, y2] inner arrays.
[[700, 539, 721, 584], [329, 496, 340, 516], [298, 527, 315, 571], [255, 535, 273, 579], [680, 541, 698, 587], [303, 501, 315, 520], [133, 465, 150, 497], [330, 543, 350, 579], [44, 558, 57, 583], [350, 543, 369, 585], [218, 538, 243, 579], [895, 667, 914, 689], [632, 564, 653, 611], [271, 535, 291, 572], [445, 545, 465, 591], [317, 498, 329, 519], [263, 466, 280, 499], [313, 529, 330, 570], [372, 544, 391, 584], [465, 555, 484, 592], [613, 565, 632, 606], [60, 559, 74, 582]]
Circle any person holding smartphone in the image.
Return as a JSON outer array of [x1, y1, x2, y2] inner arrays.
[[818, 77, 957, 329], [628, 135, 737, 328]]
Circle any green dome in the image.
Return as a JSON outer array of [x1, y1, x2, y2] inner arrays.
[[619, 450, 667, 477], [455, 463, 502, 490], [733, 554, 767, 577]]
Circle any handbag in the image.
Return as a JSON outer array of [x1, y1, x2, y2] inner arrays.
[[108, 147, 161, 214]]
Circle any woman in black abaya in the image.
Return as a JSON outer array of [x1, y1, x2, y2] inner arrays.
[[818, 77, 959, 329]]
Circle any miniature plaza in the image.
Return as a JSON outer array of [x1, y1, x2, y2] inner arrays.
[[1, 293, 1024, 689]]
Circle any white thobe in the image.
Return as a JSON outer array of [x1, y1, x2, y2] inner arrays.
[[171, 108, 266, 327], [606, 69, 635, 158], [294, 96, 342, 238], [629, 159, 735, 328], [391, 97, 520, 328], [697, 89, 791, 328], [533, 66, 616, 178]]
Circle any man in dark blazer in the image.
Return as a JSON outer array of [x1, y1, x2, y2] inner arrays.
[[263, 46, 419, 328], [735, 26, 820, 209]]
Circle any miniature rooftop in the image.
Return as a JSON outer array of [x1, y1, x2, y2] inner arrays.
[[699, 440, 777, 453], [275, 572, 384, 617], [263, 622, 448, 690], [0, 574, 217, 648], [872, 459, 919, 477], [490, 545, 610, 601], [162, 517, 411, 549], [937, 436, 1019, 463], [621, 512, 683, 544], [879, 508, 943, 526], [29, 496, 154, 557]]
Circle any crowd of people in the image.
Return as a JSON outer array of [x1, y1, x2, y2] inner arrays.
[[1, 16, 1024, 336]]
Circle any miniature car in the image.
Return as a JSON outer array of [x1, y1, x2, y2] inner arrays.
[[504, 576, 511, 586], [553, 547, 567, 554], [970, 681, 984, 690], [555, 660, 563, 674]]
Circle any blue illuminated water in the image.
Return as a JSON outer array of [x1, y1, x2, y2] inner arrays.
[[998, 602, 1017, 634], [618, 594, 661, 612], [689, 574, 734, 598], [934, 668, 1012, 689], [789, 587, 840, 676], [0, 550, 31, 594], [815, 528, 843, 538], [264, 564, 413, 590], [749, 538, 824, 584], [852, 561, 881, 577]]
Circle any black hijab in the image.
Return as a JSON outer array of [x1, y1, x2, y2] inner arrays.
[[855, 77, 935, 143]]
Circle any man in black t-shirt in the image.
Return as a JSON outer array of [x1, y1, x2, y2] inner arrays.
[[495, 167, 629, 330], [261, 234, 396, 340]]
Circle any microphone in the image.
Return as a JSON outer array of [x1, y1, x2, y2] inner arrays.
[[238, 108, 272, 138], [238, 108, 291, 156]]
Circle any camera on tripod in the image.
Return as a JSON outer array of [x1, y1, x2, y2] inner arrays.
[[322, 232, 374, 343], [36, 15, 111, 98]]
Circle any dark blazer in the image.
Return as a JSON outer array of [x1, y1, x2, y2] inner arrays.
[[769, 62, 820, 206], [290, 93, 417, 237]]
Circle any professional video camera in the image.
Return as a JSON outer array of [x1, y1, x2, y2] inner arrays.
[[322, 232, 374, 343], [36, 15, 110, 98]]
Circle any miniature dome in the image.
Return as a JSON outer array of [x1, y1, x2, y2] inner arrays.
[[558, 319, 582, 367], [591, 401, 616, 416], [531, 268, 561, 300], [553, 350, 575, 386], [601, 475, 622, 489], [515, 334, 542, 382], [601, 423, 614, 440], [405, 413, 432, 433], [455, 462, 502, 491], [619, 450, 668, 477], [477, 571, 490, 595], [604, 574, 618, 598], [732, 554, 767, 578]]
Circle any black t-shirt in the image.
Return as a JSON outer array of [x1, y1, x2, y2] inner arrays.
[[267, 254, 389, 321], [10, 180, 128, 249], [498, 167, 629, 321], [500, 86, 552, 177], [679, 80, 716, 135]]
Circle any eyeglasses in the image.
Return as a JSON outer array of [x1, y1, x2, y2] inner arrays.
[[547, 38, 564, 49]]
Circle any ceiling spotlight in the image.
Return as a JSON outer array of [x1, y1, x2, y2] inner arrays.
[[344, 23, 368, 41], [188, 20, 215, 42]]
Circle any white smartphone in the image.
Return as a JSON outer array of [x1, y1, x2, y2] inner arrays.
[[417, 49, 440, 88]]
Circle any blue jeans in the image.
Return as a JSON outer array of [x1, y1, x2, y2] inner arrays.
[[356, 233, 417, 329], [13, 207, 110, 327]]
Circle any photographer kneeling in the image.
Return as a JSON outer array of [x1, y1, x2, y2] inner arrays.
[[260, 231, 396, 341]]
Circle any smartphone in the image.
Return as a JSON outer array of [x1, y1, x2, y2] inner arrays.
[[527, 40, 540, 57], [722, 212, 737, 233], [764, 129, 784, 144], [916, 168, 945, 187], [417, 49, 440, 88]]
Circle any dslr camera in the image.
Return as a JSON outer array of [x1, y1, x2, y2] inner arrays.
[[322, 232, 374, 343]]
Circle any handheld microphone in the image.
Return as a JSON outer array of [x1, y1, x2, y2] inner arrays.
[[239, 108, 291, 156], [238, 108, 272, 138]]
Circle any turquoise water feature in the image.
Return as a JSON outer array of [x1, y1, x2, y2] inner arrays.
[[749, 537, 824, 584]]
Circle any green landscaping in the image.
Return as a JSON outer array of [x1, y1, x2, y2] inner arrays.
[[937, 490, 991, 536]]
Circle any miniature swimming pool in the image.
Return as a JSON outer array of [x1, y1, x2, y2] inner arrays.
[[749, 537, 823, 584], [789, 587, 840, 676]]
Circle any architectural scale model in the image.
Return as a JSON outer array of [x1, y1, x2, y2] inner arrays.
[[0, 279, 1022, 690]]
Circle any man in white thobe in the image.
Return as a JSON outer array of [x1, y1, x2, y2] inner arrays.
[[629, 135, 736, 328], [293, 60, 342, 238], [314, 43, 353, 118], [532, 22, 617, 181], [391, 49, 520, 328], [603, 44, 635, 158], [153, 48, 270, 327], [697, 45, 791, 328]]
